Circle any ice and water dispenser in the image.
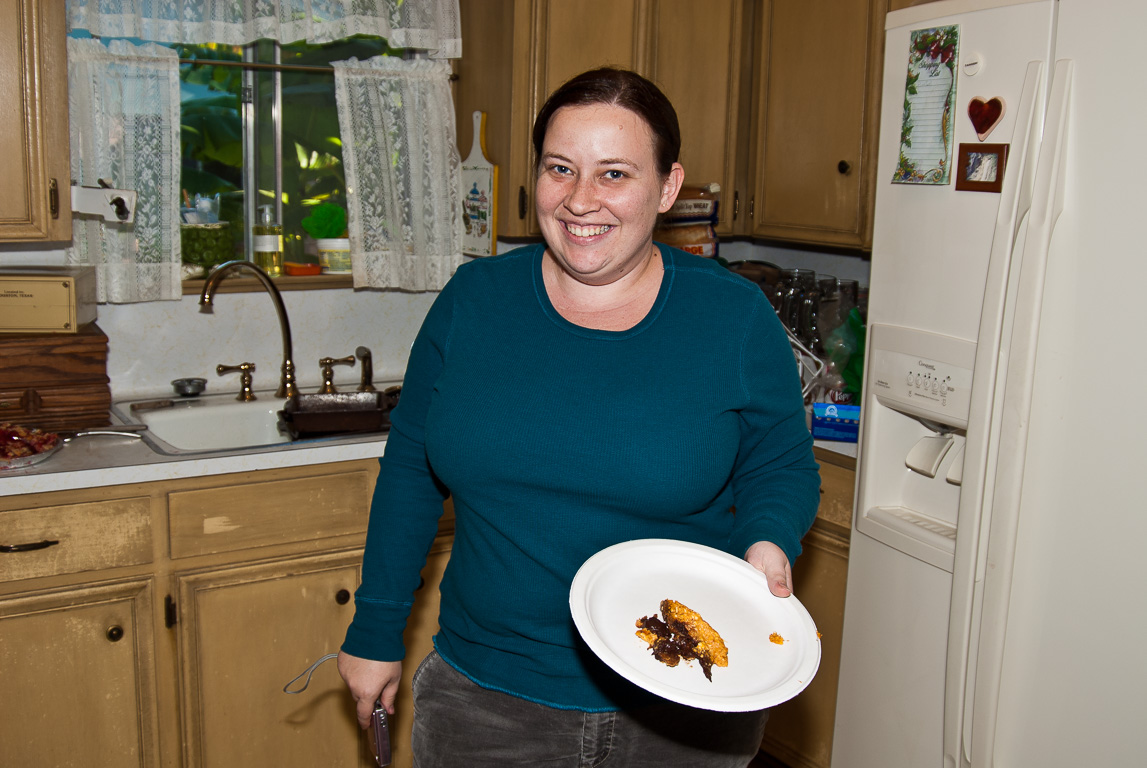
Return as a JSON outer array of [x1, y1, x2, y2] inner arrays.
[[854, 324, 978, 572]]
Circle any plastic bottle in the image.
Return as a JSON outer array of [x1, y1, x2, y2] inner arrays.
[[252, 205, 283, 278]]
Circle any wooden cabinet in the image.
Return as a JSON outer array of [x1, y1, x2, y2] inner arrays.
[[455, 0, 647, 240], [760, 447, 855, 768], [175, 552, 366, 768], [0, 0, 71, 242], [0, 459, 453, 768], [391, 541, 451, 767], [746, 0, 885, 249], [454, 0, 749, 237], [646, 0, 750, 235], [455, 0, 885, 249], [0, 579, 160, 767]]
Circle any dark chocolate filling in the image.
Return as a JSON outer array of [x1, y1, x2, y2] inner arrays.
[[636, 614, 715, 681]]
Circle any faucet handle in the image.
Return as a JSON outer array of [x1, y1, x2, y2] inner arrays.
[[355, 346, 376, 392], [318, 355, 356, 394], [217, 362, 257, 401]]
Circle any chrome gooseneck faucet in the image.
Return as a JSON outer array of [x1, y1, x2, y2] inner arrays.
[[199, 260, 298, 399]]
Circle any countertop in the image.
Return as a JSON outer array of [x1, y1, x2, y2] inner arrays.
[[0, 431, 388, 498], [1, 430, 856, 500], [814, 439, 857, 461]]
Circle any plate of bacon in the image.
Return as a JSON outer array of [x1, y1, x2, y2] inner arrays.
[[0, 423, 147, 470]]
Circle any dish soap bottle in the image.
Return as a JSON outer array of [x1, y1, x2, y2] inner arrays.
[[252, 205, 283, 278]]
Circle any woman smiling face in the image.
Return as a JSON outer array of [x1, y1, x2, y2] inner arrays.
[[536, 103, 683, 287]]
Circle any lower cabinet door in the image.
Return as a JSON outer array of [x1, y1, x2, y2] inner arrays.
[[176, 550, 367, 768], [391, 545, 450, 768], [0, 579, 159, 768]]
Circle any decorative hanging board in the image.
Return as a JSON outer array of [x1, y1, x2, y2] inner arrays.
[[461, 110, 499, 257], [892, 25, 961, 185]]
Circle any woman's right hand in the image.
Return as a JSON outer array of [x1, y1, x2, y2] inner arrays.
[[337, 650, 403, 727]]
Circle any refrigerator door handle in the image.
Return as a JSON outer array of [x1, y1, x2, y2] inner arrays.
[[941, 59, 1049, 768], [967, 59, 1073, 768]]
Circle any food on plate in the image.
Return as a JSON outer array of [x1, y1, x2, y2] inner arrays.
[[0, 423, 59, 459], [635, 599, 729, 681], [769, 632, 785, 645]]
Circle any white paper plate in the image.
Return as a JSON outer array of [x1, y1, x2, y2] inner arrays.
[[569, 539, 821, 712]]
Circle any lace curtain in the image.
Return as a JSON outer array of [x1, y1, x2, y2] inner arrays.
[[334, 57, 464, 291], [66, 0, 461, 57], [66, 38, 183, 303]]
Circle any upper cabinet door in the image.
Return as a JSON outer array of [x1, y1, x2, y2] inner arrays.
[[0, 0, 71, 242], [646, 0, 748, 236], [518, 0, 646, 238], [455, 0, 647, 240], [749, 0, 883, 249]]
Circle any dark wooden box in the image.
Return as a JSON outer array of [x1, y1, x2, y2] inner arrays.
[[0, 322, 111, 430]]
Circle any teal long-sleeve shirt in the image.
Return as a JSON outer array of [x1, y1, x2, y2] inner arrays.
[[342, 243, 820, 711]]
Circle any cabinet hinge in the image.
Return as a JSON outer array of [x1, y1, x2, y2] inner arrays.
[[164, 594, 178, 628], [241, 85, 254, 104]]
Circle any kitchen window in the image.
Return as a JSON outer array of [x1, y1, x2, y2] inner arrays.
[[66, 1, 462, 301], [175, 37, 400, 276]]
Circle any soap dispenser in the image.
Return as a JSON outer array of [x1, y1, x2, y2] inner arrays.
[[253, 204, 283, 278]]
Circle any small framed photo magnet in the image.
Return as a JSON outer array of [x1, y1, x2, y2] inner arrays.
[[955, 143, 1008, 192]]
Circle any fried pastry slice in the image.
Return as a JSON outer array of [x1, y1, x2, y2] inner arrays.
[[635, 598, 728, 681]]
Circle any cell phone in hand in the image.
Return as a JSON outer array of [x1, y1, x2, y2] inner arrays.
[[368, 700, 391, 767]]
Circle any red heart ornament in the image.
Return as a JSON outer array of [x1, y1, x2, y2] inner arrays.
[[968, 97, 1006, 141]]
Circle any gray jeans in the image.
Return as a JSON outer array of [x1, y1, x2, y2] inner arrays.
[[411, 650, 769, 768]]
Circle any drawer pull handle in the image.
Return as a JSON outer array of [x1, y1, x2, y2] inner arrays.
[[335, 589, 351, 605], [0, 539, 60, 553], [106, 625, 125, 642]]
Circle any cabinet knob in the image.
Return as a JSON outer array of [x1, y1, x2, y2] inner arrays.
[[335, 589, 351, 605], [106, 625, 125, 642], [838, 160, 852, 175]]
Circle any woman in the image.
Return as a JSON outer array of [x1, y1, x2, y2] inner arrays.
[[339, 68, 820, 767]]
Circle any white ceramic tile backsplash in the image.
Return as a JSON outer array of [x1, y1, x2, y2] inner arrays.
[[99, 288, 436, 400]]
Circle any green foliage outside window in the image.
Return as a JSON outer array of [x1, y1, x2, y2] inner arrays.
[[174, 37, 398, 271]]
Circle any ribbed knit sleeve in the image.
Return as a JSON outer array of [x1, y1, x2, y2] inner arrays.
[[340, 275, 458, 661], [726, 294, 822, 564]]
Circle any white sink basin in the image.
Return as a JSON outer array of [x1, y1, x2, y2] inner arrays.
[[112, 392, 290, 454]]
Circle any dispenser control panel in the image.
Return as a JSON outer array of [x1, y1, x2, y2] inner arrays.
[[867, 325, 977, 428]]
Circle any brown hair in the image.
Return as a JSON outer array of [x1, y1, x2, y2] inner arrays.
[[532, 68, 681, 177]]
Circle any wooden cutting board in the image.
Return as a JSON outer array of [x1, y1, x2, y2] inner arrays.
[[460, 110, 498, 257]]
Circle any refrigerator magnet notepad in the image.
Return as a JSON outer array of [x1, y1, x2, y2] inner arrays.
[[461, 110, 498, 257], [893, 26, 961, 185]]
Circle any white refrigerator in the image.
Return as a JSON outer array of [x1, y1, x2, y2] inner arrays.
[[831, 1, 1147, 766]]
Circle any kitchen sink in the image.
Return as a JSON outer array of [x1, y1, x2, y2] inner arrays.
[[111, 387, 397, 456], [111, 392, 293, 454]]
